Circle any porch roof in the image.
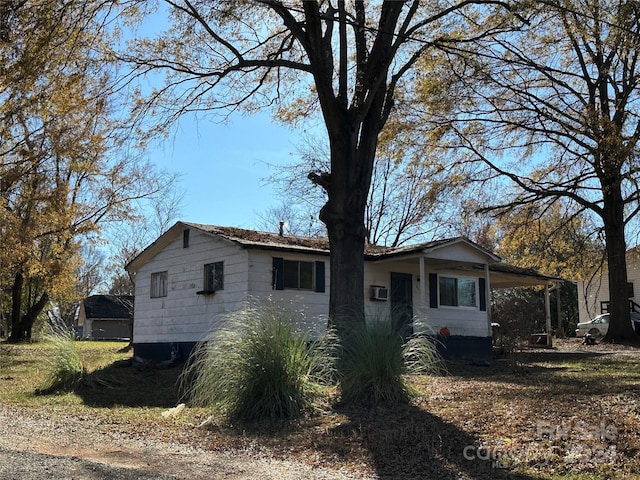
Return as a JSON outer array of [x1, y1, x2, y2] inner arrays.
[[486, 264, 561, 288]]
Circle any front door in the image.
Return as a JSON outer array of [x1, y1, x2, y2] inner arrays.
[[391, 272, 413, 341]]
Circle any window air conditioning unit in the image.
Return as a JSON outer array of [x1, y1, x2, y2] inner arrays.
[[370, 285, 389, 301]]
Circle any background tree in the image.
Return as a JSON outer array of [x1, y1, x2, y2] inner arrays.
[[494, 201, 604, 281], [491, 287, 547, 346], [74, 244, 107, 299], [435, 0, 640, 341], [103, 184, 184, 297], [453, 196, 500, 250], [0, 0, 173, 341], [256, 202, 325, 238], [108, 273, 135, 296], [493, 200, 604, 336], [117, 1, 521, 341], [263, 130, 459, 246], [259, 134, 329, 237]]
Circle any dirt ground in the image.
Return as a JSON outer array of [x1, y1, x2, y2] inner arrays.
[[1, 338, 638, 480], [0, 403, 361, 480]]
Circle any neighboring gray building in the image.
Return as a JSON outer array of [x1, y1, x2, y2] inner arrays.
[[78, 295, 133, 340]]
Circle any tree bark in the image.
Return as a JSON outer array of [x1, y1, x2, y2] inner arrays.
[[316, 87, 383, 336], [20, 292, 49, 341], [602, 183, 637, 342], [319, 128, 372, 335], [8, 271, 50, 342], [8, 271, 25, 342]]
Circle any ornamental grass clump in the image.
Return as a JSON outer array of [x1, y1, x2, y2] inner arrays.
[[180, 301, 336, 423], [36, 326, 86, 394], [338, 317, 442, 407]]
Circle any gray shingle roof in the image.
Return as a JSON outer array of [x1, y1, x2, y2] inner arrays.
[[183, 222, 482, 259], [83, 295, 133, 319]]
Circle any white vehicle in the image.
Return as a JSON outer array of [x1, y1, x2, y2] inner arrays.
[[576, 313, 640, 337]]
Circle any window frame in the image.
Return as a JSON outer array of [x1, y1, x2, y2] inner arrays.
[[201, 261, 224, 293], [272, 257, 325, 293], [438, 275, 478, 309], [283, 259, 315, 290], [150, 271, 168, 298]]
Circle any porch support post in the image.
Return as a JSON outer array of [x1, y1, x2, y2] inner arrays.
[[419, 256, 426, 308], [484, 263, 491, 336], [556, 281, 563, 337], [545, 284, 552, 345]]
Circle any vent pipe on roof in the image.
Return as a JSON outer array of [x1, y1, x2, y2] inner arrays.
[[279, 220, 285, 236]]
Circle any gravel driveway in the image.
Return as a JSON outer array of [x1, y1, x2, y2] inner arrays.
[[0, 447, 183, 480], [0, 405, 361, 480]]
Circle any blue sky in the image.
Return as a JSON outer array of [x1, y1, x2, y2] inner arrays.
[[147, 112, 310, 230], [127, 6, 317, 232]]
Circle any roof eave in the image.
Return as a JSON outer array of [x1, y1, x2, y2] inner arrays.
[[125, 221, 188, 272], [365, 237, 502, 263], [240, 243, 330, 256]]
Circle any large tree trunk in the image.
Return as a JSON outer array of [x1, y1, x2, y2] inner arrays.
[[315, 73, 384, 334], [319, 129, 373, 337], [324, 218, 367, 333], [602, 184, 637, 342], [20, 291, 49, 341], [8, 271, 25, 342], [8, 271, 49, 342], [302, 2, 392, 340]]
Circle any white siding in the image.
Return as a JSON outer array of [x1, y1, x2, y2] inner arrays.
[[415, 306, 489, 337], [364, 261, 408, 319], [133, 229, 250, 344], [577, 271, 608, 324], [133, 228, 491, 344], [578, 254, 640, 323], [364, 263, 490, 337], [630, 258, 640, 311], [427, 242, 493, 264], [247, 250, 330, 338], [417, 268, 490, 337]]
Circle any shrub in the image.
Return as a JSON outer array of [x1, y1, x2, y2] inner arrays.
[[338, 318, 442, 407], [492, 287, 547, 352], [180, 301, 335, 423], [36, 326, 86, 394]]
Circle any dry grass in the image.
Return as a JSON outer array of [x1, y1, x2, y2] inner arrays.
[[1, 338, 639, 479]]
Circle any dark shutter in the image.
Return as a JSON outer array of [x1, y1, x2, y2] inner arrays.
[[479, 277, 487, 311], [215, 262, 224, 290], [429, 273, 438, 309], [315, 261, 325, 293], [272, 257, 284, 290]]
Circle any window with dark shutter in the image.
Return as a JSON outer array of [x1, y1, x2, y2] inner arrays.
[[273, 257, 324, 291], [438, 276, 478, 308], [479, 277, 487, 311], [273, 257, 284, 290], [315, 261, 325, 293], [429, 273, 438, 309]]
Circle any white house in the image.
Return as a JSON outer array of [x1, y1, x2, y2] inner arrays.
[[125, 222, 558, 360], [577, 247, 640, 323]]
